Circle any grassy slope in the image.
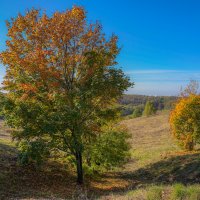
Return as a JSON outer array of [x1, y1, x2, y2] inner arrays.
[[99, 112, 200, 199], [0, 112, 200, 199]]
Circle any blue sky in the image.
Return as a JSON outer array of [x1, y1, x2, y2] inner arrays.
[[1, 0, 200, 96]]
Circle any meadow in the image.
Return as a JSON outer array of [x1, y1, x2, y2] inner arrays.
[[0, 111, 200, 199]]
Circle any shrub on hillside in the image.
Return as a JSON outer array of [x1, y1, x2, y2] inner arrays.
[[18, 139, 50, 166], [143, 101, 156, 116], [132, 105, 143, 118], [170, 94, 200, 151], [84, 125, 131, 171]]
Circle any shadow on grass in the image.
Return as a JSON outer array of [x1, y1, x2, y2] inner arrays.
[[128, 152, 200, 185], [0, 142, 80, 199], [90, 152, 200, 197], [1, 141, 200, 199]]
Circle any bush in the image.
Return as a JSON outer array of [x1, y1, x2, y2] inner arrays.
[[86, 127, 131, 171], [170, 95, 200, 151], [132, 105, 143, 118], [143, 101, 156, 117], [18, 139, 50, 166]]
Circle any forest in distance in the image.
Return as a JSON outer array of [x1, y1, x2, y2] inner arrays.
[[0, 92, 177, 119], [119, 94, 178, 117]]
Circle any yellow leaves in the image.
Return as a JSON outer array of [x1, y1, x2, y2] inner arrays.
[[1, 6, 120, 104], [41, 14, 49, 24], [19, 83, 37, 93], [87, 30, 93, 37], [71, 6, 85, 19], [169, 94, 200, 150]]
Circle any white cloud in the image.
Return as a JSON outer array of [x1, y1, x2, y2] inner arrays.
[[125, 69, 181, 75], [127, 82, 182, 96], [126, 69, 200, 95]]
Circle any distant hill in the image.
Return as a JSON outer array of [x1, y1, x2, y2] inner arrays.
[[119, 94, 178, 116], [0, 93, 178, 118]]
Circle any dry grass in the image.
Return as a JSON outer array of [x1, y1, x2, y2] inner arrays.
[[121, 111, 179, 170], [0, 112, 200, 199], [98, 112, 200, 199]]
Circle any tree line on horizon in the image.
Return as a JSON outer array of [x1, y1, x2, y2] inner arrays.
[[119, 94, 178, 117], [0, 92, 177, 119]]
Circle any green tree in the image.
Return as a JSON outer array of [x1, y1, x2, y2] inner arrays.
[[132, 105, 143, 118], [0, 7, 132, 184], [0, 93, 6, 119], [143, 101, 156, 116]]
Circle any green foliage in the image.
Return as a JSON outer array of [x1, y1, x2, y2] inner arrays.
[[143, 101, 156, 117], [132, 105, 143, 118], [119, 95, 177, 117], [120, 104, 144, 118], [18, 139, 50, 166], [86, 126, 131, 171], [120, 94, 177, 110], [0, 93, 6, 119]]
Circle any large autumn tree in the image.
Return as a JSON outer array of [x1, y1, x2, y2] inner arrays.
[[0, 7, 132, 184]]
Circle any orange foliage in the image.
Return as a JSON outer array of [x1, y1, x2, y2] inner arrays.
[[170, 94, 200, 150], [0, 6, 118, 101]]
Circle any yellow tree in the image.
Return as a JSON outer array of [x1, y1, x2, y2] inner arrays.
[[170, 94, 200, 151], [0, 7, 132, 184]]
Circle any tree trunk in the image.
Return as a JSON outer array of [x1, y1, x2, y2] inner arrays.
[[75, 150, 83, 184]]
